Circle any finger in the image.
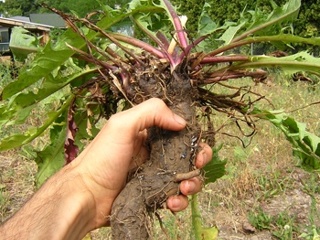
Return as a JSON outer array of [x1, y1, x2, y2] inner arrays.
[[166, 195, 189, 212], [195, 143, 212, 169], [179, 177, 202, 196], [105, 98, 186, 141]]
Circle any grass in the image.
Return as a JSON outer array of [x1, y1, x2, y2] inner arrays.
[[0, 151, 36, 222], [0, 62, 319, 239]]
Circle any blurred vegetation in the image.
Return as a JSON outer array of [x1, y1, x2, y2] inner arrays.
[[172, 0, 320, 54], [0, 0, 129, 17]]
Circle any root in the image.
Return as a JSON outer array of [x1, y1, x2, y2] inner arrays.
[[174, 169, 201, 182], [111, 64, 200, 239], [111, 179, 151, 239]]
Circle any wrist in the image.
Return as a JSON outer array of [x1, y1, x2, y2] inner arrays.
[[36, 163, 98, 239], [50, 162, 99, 237], [74, 162, 116, 227], [51, 184, 96, 240]]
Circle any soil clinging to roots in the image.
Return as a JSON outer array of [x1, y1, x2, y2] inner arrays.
[[110, 64, 201, 239]]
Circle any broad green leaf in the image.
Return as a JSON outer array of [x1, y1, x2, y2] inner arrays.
[[219, 22, 245, 45], [233, 0, 301, 42], [203, 145, 227, 185], [9, 27, 39, 61], [10, 67, 97, 110], [35, 116, 67, 187], [0, 95, 74, 151], [1, 38, 77, 100], [252, 108, 320, 170], [197, 3, 218, 36], [0, 105, 33, 125]]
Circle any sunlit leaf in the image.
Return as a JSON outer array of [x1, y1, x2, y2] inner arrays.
[[9, 27, 39, 61], [0, 95, 74, 151], [252, 108, 320, 170], [35, 115, 67, 186], [1, 5, 162, 100], [233, 0, 301, 42], [203, 145, 227, 185]]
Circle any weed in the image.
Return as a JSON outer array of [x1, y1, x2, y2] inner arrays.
[[248, 208, 272, 230], [299, 225, 320, 240], [0, 184, 9, 221], [249, 208, 301, 239], [257, 169, 294, 200], [272, 212, 297, 239], [0, 63, 14, 91], [302, 173, 320, 195]]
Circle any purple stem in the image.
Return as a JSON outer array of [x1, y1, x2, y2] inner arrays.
[[162, 0, 188, 49], [112, 33, 166, 59], [180, 35, 210, 60], [200, 55, 250, 64]]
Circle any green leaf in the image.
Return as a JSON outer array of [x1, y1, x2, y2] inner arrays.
[[10, 67, 97, 110], [197, 3, 218, 36], [203, 145, 227, 185], [0, 105, 33, 126], [231, 51, 320, 76], [0, 95, 74, 151], [2, 40, 75, 100], [219, 21, 246, 45], [9, 27, 39, 61], [35, 115, 67, 187], [252, 108, 320, 170], [233, 0, 301, 42]]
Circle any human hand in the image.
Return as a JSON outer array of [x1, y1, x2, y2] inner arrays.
[[71, 98, 212, 229]]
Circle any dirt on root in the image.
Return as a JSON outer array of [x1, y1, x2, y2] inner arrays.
[[110, 65, 202, 239]]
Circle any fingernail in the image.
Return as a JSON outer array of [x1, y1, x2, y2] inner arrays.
[[173, 113, 186, 126]]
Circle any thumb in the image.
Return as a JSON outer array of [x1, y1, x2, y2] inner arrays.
[[134, 98, 186, 132], [106, 98, 186, 139]]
